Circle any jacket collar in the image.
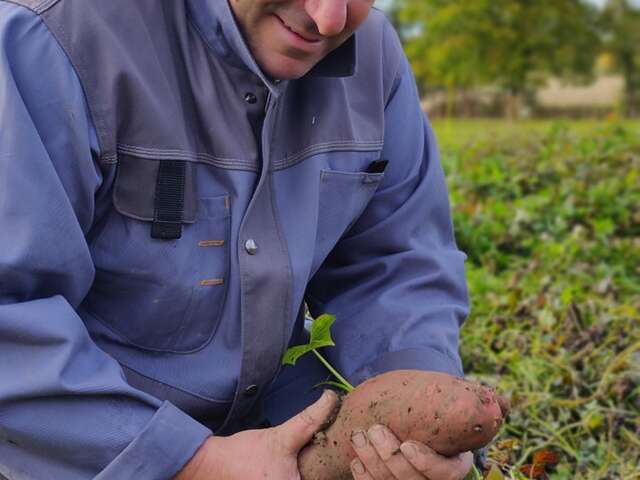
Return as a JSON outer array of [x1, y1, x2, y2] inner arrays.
[[187, 0, 356, 93]]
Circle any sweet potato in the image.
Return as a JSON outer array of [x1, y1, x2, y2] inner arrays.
[[298, 370, 509, 480]]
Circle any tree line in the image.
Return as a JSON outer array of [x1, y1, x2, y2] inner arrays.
[[386, 0, 640, 117]]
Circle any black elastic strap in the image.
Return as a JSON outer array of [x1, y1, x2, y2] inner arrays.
[[151, 160, 186, 240]]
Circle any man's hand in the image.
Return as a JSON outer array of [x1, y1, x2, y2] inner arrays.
[[174, 389, 339, 480], [349, 424, 473, 480]]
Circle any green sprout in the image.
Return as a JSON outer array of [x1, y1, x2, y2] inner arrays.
[[282, 314, 354, 393]]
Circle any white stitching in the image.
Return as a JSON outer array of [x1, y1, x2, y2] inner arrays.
[[273, 140, 384, 170]]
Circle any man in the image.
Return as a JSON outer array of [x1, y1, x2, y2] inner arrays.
[[0, 0, 472, 478]]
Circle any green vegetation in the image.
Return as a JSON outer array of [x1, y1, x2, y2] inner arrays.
[[601, 0, 640, 116], [434, 119, 640, 478], [396, 0, 599, 115], [282, 314, 355, 393], [383, 0, 640, 117]]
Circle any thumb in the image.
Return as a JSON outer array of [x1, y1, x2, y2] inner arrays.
[[276, 389, 339, 454]]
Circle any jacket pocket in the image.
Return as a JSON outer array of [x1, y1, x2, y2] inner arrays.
[[311, 168, 385, 275], [87, 156, 230, 353]]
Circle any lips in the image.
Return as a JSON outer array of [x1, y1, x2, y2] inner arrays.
[[275, 15, 321, 43]]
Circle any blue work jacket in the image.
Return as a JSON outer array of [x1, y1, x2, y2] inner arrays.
[[0, 0, 469, 478]]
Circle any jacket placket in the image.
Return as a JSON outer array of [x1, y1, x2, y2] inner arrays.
[[219, 85, 294, 433]]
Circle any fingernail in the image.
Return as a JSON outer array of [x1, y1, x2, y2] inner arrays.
[[320, 389, 336, 405], [368, 425, 386, 445], [400, 442, 417, 459], [321, 389, 331, 403], [351, 431, 367, 448], [352, 459, 366, 475]]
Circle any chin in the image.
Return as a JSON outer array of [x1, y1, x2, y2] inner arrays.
[[260, 54, 319, 81]]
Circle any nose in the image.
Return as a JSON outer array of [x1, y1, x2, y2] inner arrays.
[[304, 0, 348, 37]]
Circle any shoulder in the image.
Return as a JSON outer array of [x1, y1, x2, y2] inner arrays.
[[0, 0, 57, 15], [0, 1, 63, 70], [352, 7, 406, 104], [0, 1, 44, 35], [358, 7, 405, 64], [0, 0, 94, 151]]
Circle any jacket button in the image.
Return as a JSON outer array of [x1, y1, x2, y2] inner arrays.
[[245, 239, 258, 255], [244, 92, 257, 104], [244, 384, 259, 397]]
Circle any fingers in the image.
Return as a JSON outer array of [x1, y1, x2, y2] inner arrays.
[[351, 425, 423, 480], [400, 442, 474, 480], [276, 389, 339, 453], [350, 458, 375, 480], [370, 426, 425, 480], [350, 429, 394, 479], [350, 424, 473, 480]]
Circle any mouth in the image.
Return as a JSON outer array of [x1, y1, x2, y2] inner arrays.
[[274, 14, 322, 44]]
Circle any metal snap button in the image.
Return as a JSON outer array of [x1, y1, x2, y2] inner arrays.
[[244, 238, 258, 255], [244, 92, 257, 104], [244, 384, 259, 397]]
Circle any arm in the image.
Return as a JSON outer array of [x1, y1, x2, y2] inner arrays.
[[306, 32, 468, 385], [0, 4, 211, 478]]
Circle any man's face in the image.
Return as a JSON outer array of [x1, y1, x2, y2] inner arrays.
[[228, 0, 375, 80]]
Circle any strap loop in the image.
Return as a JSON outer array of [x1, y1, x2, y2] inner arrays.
[[151, 160, 186, 240]]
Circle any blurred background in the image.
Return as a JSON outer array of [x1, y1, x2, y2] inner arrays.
[[376, 0, 640, 119], [373, 1, 640, 479]]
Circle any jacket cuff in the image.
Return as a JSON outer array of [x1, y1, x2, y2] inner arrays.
[[349, 347, 464, 386], [96, 401, 212, 480]]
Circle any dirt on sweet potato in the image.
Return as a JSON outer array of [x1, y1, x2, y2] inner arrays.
[[298, 370, 509, 480]]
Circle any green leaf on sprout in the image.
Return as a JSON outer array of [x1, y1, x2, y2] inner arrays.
[[282, 314, 336, 366]]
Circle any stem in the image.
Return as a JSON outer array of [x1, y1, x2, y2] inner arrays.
[[312, 349, 355, 392], [471, 465, 483, 480]]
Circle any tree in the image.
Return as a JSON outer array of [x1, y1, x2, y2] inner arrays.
[[395, 0, 601, 117], [601, 0, 640, 116]]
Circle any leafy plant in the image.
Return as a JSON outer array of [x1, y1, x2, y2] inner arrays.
[[282, 313, 355, 393], [434, 119, 640, 478]]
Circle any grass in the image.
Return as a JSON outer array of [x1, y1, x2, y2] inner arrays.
[[433, 119, 640, 479]]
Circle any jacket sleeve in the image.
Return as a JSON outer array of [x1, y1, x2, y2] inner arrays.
[[0, 4, 211, 479], [306, 25, 469, 384]]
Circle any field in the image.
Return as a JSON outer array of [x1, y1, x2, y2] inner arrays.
[[432, 119, 640, 479]]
